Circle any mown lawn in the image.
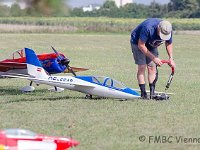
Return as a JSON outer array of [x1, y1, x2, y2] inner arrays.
[[0, 33, 200, 150]]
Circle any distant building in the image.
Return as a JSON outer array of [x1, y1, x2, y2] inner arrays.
[[82, 4, 100, 12], [113, 0, 133, 7]]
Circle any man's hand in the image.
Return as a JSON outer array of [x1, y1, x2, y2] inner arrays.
[[153, 57, 163, 66], [169, 58, 176, 68]]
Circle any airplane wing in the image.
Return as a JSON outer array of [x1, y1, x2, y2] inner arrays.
[[64, 67, 89, 73], [2, 74, 95, 88], [47, 77, 96, 88], [132, 88, 175, 95], [73, 82, 95, 88], [0, 62, 26, 71]]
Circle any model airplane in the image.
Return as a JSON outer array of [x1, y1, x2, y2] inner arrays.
[[0, 128, 79, 150], [4, 48, 140, 99], [0, 47, 88, 77]]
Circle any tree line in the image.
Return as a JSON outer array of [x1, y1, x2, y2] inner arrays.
[[0, 0, 69, 17], [0, 0, 200, 18], [71, 0, 200, 18]]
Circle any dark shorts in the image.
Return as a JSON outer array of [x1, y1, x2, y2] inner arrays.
[[130, 41, 158, 65]]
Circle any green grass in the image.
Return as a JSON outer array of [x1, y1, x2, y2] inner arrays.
[[0, 33, 200, 150]]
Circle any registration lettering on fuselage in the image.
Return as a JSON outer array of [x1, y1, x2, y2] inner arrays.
[[48, 76, 73, 83]]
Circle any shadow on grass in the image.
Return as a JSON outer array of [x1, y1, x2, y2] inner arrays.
[[0, 94, 85, 104], [0, 86, 85, 104], [84, 96, 141, 102], [0, 96, 72, 104], [0, 87, 22, 96], [0, 86, 141, 103], [0, 86, 50, 96]]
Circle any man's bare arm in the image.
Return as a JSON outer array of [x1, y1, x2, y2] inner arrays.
[[138, 39, 162, 66]]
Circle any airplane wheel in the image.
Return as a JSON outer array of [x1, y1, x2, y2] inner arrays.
[[48, 87, 64, 92], [21, 86, 35, 92], [85, 94, 92, 99]]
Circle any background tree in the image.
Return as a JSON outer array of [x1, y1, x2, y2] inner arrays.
[[22, 0, 69, 16], [120, 3, 148, 18], [99, 0, 118, 17], [167, 0, 199, 17], [0, 5, 10, 17], [1, 0, 200, 18], [10, 3, 25, 16], [148, 1, 168, 18]]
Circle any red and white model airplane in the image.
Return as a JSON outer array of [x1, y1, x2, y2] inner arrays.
[[0, 47, 88, 77], [0, 47, 88, 92], [0, 128, 79, 150]]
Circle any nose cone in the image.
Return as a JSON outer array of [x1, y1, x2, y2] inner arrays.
[[69, 139, 80, 147], [65, 139, 80, 147], [58, 137, 80, 149]]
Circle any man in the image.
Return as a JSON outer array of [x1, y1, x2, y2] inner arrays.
[[130, 18, 175, 99]]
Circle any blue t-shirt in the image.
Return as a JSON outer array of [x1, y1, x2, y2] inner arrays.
[[131, 18, 172, 49]]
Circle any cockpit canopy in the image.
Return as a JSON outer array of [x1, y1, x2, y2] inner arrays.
[[4, 128, 37, 137], [82, 76, 126, 89]]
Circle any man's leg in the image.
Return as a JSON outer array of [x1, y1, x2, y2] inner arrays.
[[147, 48, 158, 99], [131, 42, 148, 99], [147, 62, 157, 99], [138, 65, 147, 99]]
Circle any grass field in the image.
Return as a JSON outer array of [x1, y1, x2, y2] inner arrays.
[[0, 33, 200, 150]]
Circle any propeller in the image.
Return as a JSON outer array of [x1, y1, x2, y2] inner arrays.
[[51, 46, 77, 76]]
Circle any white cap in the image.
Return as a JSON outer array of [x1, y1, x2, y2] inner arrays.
[[158, 20, 172, 40]]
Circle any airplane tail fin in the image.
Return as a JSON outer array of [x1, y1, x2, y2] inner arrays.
[[25, 48, 49, 79]]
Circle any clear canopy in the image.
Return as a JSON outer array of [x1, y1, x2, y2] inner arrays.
[[6, 49, 25, 60], [4, 128, 37, 137], [91, 76, 126, 89]]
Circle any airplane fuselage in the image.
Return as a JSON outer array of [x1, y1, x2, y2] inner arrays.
[[30, 75, 140, 99]]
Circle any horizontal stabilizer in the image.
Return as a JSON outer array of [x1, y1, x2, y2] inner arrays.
[[2, 73, 29, 77], [2, 74, 30, 79]]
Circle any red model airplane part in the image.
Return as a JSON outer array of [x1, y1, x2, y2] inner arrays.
[[0, 53, 60, 72], [0, 49, 88, 74], [0, 129, 79, 150]]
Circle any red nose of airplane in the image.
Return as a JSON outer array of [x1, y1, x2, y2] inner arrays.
[[69, 139, 80, 147]]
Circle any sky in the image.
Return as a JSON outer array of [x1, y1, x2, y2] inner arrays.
[[68, 0, 170, 8]]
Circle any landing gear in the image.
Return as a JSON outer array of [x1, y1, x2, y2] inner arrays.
[[21, 86, 35, 92], [20, 81, 35, 92], [48, 87, 64, 92], [85, 94, 92, 99]]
